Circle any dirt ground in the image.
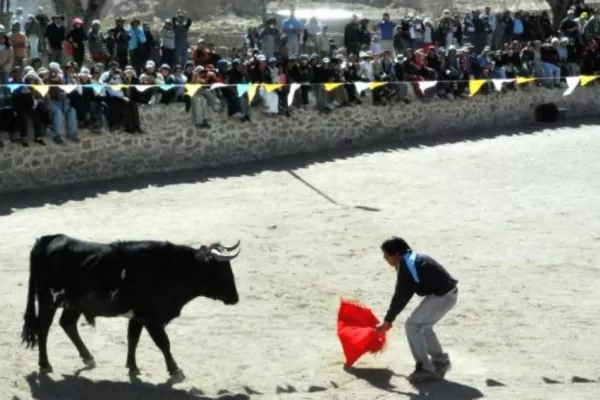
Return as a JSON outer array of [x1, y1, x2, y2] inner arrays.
[[1, 121, 599, 400]]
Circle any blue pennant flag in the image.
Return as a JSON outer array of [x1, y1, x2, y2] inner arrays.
[[159, 84, 175, 91], [7, 83, 23, 93], [236, 83, 250, 97]]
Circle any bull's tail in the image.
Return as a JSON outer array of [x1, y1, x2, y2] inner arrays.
[[21, 238, 42, 349]]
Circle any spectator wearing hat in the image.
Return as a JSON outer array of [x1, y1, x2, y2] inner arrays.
[[8, 67, 46, 147], [88, 20, 108, 66], [583, 9, 600, 39], [172, 10, 192, 67], [106, 17, 129, 68], [25, 14, 41, 60], [160, 19, 176, 67], [9, 22, 27, 68], [77, 67, 104, 133], [45, 15, 65, 64], [67, 18, 87, 67], [129, 18, 147, 74], [0, 28, 12, 84]]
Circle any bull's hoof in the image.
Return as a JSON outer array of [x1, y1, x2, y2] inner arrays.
[[39, 366, 53, 374], [167, 369, 185, 385], [83, 358, 97, 369]]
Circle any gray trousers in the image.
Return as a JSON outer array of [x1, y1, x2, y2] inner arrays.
[[405, 287, 457, 372]]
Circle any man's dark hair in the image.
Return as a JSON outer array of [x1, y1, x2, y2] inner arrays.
[[381, 236, 411, 256]]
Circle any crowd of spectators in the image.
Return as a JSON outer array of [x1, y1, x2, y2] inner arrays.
[[1, 1, 600, 149]]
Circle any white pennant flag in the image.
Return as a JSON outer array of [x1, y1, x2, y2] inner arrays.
[[59, 84, 78, 94], [354, 81, 370, 94], [491, 79, 515, 92], [134, 85, 154, 92], [287, 83, 301, 107], [210, 83, 227, 90], [417, 80, 437, 92], [563, 76, 580, 96]]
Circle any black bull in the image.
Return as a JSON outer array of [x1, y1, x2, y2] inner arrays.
[[21, 234, 240, 382]]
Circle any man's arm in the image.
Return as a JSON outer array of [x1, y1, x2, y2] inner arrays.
[[384, 273, 414, 324]]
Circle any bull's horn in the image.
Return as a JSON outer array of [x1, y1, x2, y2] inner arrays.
[[223, 240, 241, 252], [210, 247, 241, 261]]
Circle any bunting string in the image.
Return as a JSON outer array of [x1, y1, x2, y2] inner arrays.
[[1, 74, 597, 106]]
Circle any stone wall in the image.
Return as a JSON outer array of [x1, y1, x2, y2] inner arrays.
[[1, 85, 599, 194]]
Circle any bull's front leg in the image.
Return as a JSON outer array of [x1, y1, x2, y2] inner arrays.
[[125, 319, 143, 376], [144, 322, 185, 383]]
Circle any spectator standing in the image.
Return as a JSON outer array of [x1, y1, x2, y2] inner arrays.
[[10, 7, 24, 27], [45, 15, 66, 64], [583, 9, 600, 39], [106, 17, 129, 69], [88, 20, 107, 66], [377, 12, 396, 57], [316, 25, 331, 58], [159, 19, 176, 66], [128, 17, 147, 74], [25, 15, 41, 61], [66, 18, 87, 68], [9, 22, 26, 68], [35, 7, 50, 55], [304, 16, 321, 52], [344, 15, 361, 57], [259, 18, 280, 59], [172, 10, 192, 67], [281, 7, 302, 56], [0, 28, 12, 84]]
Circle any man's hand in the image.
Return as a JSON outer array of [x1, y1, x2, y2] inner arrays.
[[376, 321, 391, 332]]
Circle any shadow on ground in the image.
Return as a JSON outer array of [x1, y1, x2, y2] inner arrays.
[[344, 366, 485, 400], [2, 117, 598, 217], [23, 372, 250, 400]]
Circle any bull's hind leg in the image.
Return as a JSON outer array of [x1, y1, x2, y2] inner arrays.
[[126, 319, 143, 376], [37, 292, 57, 373], [144, 323, 185, 383], [59, 309, 96, 368]]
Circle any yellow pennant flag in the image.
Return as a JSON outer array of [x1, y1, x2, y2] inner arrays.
[[469, 79, 487, 97], [185, 84, 202, 97], [324, 82, 343, 92], [515, 76, 536, 85], [264, 83, 283, 92], [579, 75, 598, 86], [31, 85, 49, 97], [368, 81, 386, 90], [110, 84, 126, 91], [247, 83, 259, 103]]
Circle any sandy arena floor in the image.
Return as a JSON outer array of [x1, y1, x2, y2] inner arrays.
[[1, 122, 599, 400]]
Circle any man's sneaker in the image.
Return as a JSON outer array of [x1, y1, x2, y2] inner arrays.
[[408, 367, 441, 383], [433, 360, 452, 378]]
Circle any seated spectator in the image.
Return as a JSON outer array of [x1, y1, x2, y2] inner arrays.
[[10, 68, 46, 146], [0, 28, 12, 84], [45, 66, 79, 143]]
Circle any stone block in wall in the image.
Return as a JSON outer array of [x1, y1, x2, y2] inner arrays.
[[1, 85, 599, 194]]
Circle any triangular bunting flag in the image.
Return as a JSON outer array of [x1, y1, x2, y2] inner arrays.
[[210, 82, 226, 90], [159, 84, 175, 91], [469, 79, 487, 97], [88, 83, 105, 95], [31, 85, 49, 97], [491, 79, 514, 92], [6, 83, 23, 93], [579, 75, 597, 86], [110, 84, 126, 91], [236, 83, 250, 97], [354, 82, 370, 94], [185, 84, 202, 97], [247, 83, 259, 103], [287, 83, 301, 107], [417, 81, 437, 92], [134, 85, 154, 92], [264, 83, 283, 92], [324, 82, 343, 92], [515, 76, 536, 85], [368, 81, 386, 90], [59, 84, 78, 94], [563, 76, 580, 96]]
